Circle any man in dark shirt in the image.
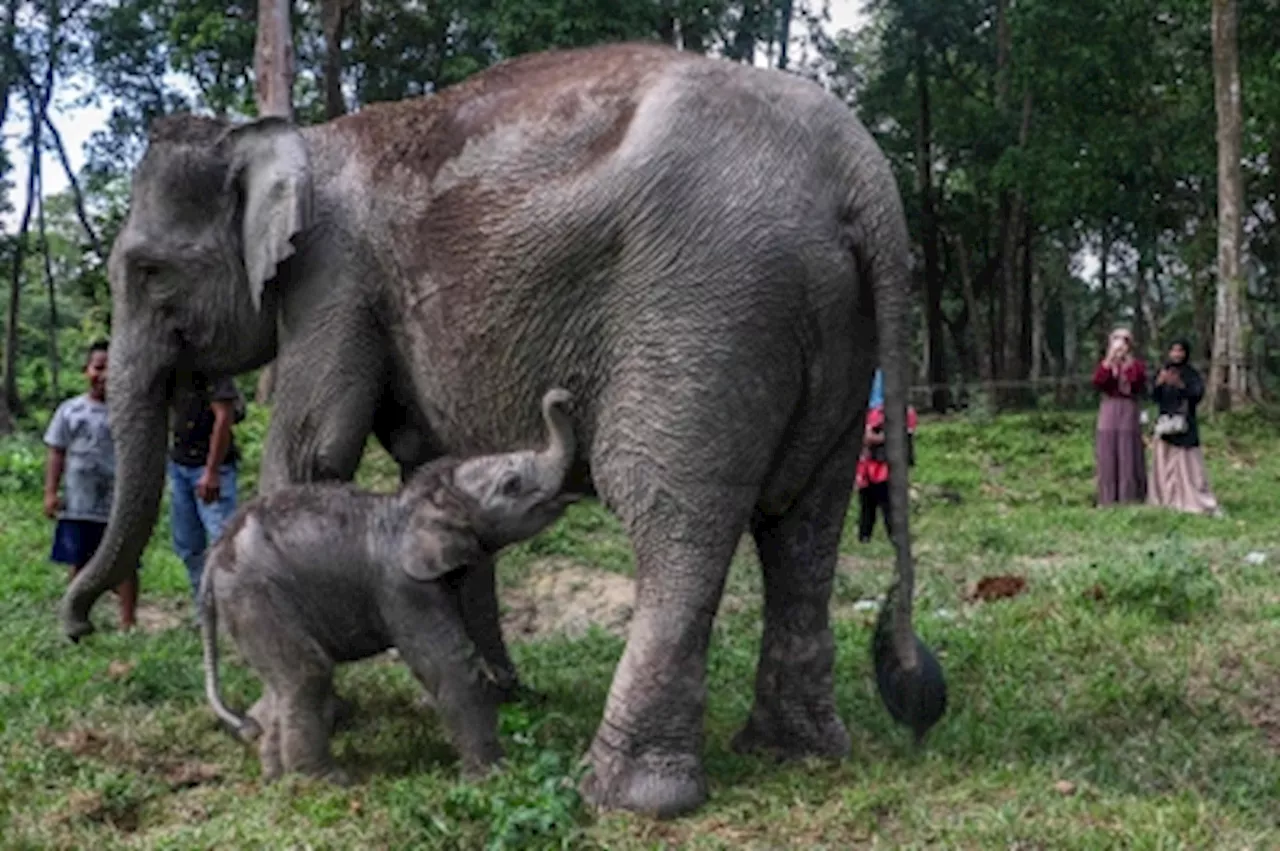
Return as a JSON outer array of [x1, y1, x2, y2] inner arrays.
[[168, 373, 243, 611]]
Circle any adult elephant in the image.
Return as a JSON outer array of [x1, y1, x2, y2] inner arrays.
[[61, 42, 943, 817]]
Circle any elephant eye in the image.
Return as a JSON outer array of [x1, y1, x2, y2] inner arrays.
[[500, 474, 523, 498], [134, 261, 162, 286]]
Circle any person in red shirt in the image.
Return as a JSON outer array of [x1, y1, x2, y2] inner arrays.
[[1091, 326, 1148, 505], [856, 403, 918, 542]]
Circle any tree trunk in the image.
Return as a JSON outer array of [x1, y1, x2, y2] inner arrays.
[[253, 0, 297, 404], [1209, 0, 1248, 411], [916, 37, 947, 412], [3, 62, 54, 427], [0, 0, 20, 431], [321, 0, 352, 120], [36, 169, 60, 399], [1030, 229, 1045, 384], [1098, 229, 1112, 348], [777, 0, 794, 70], [1134, 233, 1149, 360], [1020, 214, 1034, 386], [999, 89, 1033, 399], [955, 233, 994, 409], [41, 113, 103, 258], [254, 0, 295, 119], [730, 1, 758, 63]]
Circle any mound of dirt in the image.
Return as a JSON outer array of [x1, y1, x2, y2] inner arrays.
[[502, 560, 635, 641], [967, 574, 1027, 602]]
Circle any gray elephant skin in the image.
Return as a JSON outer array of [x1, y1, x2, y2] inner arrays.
[[62, 41, 946, 817], [202, 388, 578, 783]]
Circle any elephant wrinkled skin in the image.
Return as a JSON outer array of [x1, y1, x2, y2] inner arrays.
[[62, 41, 944, 818]]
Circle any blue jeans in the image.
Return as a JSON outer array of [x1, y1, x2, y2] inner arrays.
[[168, 461, 238, 606]]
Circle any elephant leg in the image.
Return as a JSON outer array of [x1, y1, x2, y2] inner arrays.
[[731, 433, 858, 760], [278, 673, 348, 785], [458, 558, 530, 705], [253, 691, 350, 733], [257, 333, 385, 495], [580, 476, 757, 819], [256, 690, 284, 782], [234, 596, 345, 783], [393, 603, 505, 778]]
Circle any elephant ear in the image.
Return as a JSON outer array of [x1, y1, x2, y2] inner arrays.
[[400, 504, 486, 583], [222, 117, 312, 312]]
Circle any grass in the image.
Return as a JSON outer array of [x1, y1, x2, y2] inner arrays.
[[1, 405, 1278, 849]]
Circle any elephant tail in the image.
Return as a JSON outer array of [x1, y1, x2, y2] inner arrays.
[[201, 563, 262, 742], [850, 146, 948, 741]]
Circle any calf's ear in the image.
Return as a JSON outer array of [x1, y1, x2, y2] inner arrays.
[[401, 516, 485, 583]]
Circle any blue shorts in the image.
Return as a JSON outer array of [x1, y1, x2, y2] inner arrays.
[[50, 519, 142, 572]]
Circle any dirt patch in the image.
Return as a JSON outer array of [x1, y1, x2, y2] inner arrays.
[[135, 602, 186, 633], [95, 600, 187, 634], [59, 789, 141, 833], [967, 574, 1027, 602], [161, 760, 224, 790], [502, 559, 634, 641], [43, 725, 227, 791]]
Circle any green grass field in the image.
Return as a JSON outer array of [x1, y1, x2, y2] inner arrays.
[[2, 407, 1278, 849]]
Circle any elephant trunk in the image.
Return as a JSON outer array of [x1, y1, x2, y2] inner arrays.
[[60, 336, 172, 641], [534, 388, 576, 492]]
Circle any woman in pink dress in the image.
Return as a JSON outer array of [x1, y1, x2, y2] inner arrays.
[[1092, 327, 1148, 505]]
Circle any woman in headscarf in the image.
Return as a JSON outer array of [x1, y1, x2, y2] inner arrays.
[[1148, 339, 1223, 516], [1092, 327, 1148, 505]]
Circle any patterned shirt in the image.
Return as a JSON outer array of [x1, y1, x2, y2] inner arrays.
[[44, 394, 116, 523]]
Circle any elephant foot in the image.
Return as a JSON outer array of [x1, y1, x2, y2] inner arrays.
[[496, 680, 546, 707], [730, 702, 851, 761], [328, 693, 356, 731], [579, 739, 707, 820], [460, 755, 505, 782], [322, 767, 352, 787]]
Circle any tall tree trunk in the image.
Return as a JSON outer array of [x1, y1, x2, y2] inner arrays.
[[254, 0, 295, 119], [1209, 0, 1248, 411], [999, 90, 1033, 398], [321, 0, 353, 120], [730, 1, 758, 63], [253, 0, 296, 404], [40, 113, 103, 258], [1134, 232, 1149, 361], [955, 233, 994, 409], [916, 36, 947, 411], [1061, 279, 1079, 405], [1029, 225, 1044, 384], [1020, 214, 1034, 382], [777, 0, 794, 70], [1097, 229, 1112, 348], [3, 58, 55, 428], [0, 0, 20, 432], [36, 168, 60, 399]]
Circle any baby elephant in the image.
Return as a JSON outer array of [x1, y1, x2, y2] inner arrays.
[[200, 388, 578, 784]]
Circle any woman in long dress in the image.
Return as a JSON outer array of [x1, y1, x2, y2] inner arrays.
[[1148, 339, 1223, 516], [1092, 327, 1148, 505]]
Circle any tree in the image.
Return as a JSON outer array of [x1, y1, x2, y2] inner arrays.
[[1207, 0, 1248, 410], [252, 0, 297, 403]]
